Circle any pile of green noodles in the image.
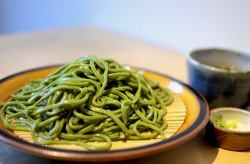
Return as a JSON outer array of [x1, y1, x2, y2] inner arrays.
[[0, 56, 173, 151]]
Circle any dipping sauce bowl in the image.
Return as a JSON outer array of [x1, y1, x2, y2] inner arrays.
[[188, 48, 250, 109]]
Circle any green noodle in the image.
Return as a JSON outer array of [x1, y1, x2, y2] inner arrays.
[[0, 56, 173, 151]]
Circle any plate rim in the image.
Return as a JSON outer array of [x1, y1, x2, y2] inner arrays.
[[0, 65, 209, 162]]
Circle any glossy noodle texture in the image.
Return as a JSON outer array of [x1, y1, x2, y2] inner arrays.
[[0, 56, 173, 151]]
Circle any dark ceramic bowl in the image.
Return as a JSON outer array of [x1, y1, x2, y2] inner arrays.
[[188, 48, 250, 109], [206, 107, 250, 151]]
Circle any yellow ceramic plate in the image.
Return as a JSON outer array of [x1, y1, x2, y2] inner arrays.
[[0, 65, 209, 162]]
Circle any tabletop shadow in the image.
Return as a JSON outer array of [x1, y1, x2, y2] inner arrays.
[[0, 131, 220, 164]]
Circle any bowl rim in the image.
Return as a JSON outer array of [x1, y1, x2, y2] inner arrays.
[[209, 107, 250, 134], [188, 48, 250, 75], [0, 65, 209, 162]]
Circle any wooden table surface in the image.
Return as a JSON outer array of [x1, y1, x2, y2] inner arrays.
[[0, 27, 249, 164]]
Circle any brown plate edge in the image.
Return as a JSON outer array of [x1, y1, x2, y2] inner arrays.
[[0, 65, 209, 162]]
